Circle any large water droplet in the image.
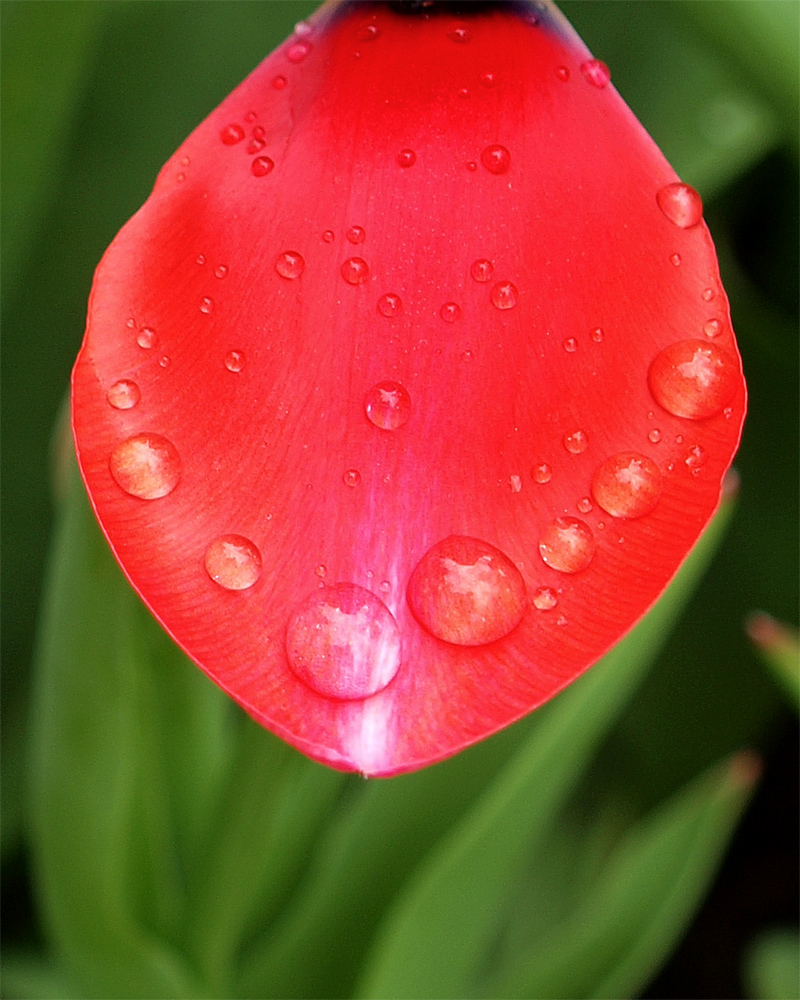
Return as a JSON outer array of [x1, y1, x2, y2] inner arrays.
[[532, 462, 553, 484], [657, 182, 703, 228], [470, 258, 494, 283], [377, 292, 402, 317], [137, 327, 157, 349], [276, 251, 305, 279], [648, 340, 738, 419], [286, 584, 401, 699], [204, 535, 262, 590], [440, 301, 461, 323], [341, 257, 369, 284], [220, 123, 245, 145], [592, 452, 662, 519], [224, 350, 245, 373], [347, 225, 366, 245], [364, 380, 412, 431], [252, 156, 275, 177], [538, 517, 595, 573], [107, 379, 140, 410], [407, 535, 527, 646], [481, 144, 511, 174], [109, 433, 181, 500], [580, 59, 610, 88], [491, 281, 518, 310], [563, 429, 588, 454], [532, 586, 558, 610]]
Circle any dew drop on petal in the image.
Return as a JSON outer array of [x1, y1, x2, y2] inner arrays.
[[563, 429, 588, 454], [286, 40, 312, 63], [204, 535, 262, 590], [481, 144, 511, 174], [532, 462, 553, 484], [563, 337, 578, 353], [272, 74, 287, 90], [397, 148, 416, 168], [107, 379, 140, 410], [440, 301, 461, 323], [670, 253, 682, 266], [315, 564, 327, 579], [491, 281, 517, 310], [109, 433, 181, 500], [286, 584, 401, 699], [591, 327, 604, 343], [356, 22, 380, 41], [158, 355, 170, 369], [592, 452, 662, 519], [580, 59, 610, 88], [347, 225, 366, 245], [224, 350, 245, 373], [407, 535, 527, 646], [343, 469, 361, 487], [703, 318, 722, 339], [555, 65, 570, 82], [448, 25, 471, 43], [457, 87, 470, 99], [576, 497, 593, 514], [470, 258, 494, 283], [199, 297, 214, 314], [377, 292, 402, 317], [275, 250, 305, 279], [341, 257, 369, 284], [532, 586, 558, 610], [657, 182, 703, 228], [510, 474, 523, 493], [247, 137, 267, 154], [685, 444, 706, 471], [220, 123, 245, 145], [466, 160, 478, 172], [214, 264, 229, 279], [137, 327, 157, 349], [538, 517, 595, 573], [648, 428, 662, 444], [252, 156, 275, 177], [364, 380, 412, 430], [460, 350, 474, 362], [702, 287, 716, 302], [648, 340, 738, 419]]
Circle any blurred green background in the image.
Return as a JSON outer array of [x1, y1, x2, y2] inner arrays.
[[2, 2, 798, 998]]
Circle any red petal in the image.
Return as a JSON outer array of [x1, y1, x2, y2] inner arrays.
[[72, 1, 746, 775]]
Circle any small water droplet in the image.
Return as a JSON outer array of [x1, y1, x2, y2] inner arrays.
[[684, 444, 706, 470], [440, 301, 461, 323], [510, 474, 523, 493], [379, 579, 391, 593], [591, 327, 604, 343], [315, 564, 327, 578], [204, 535, 262, 590], [252, 156, 275, 177], [724, 406, 733, 419], [244, 112, 257, 124], [397, 148, 416, 167], [407, 535, 527, 646], [286, 40, 312, 63], [532, 586, 558, 611], [470, 258, 494, 283], [648, 428, 662, 444], [107, 379, 140, 410], [648, 340, 738, 419], [343, 468, 361, 487], [481, 144, 511, 174], [563, 337, 578, 353], [286, 584, 401, 699], [126, 318, 136, 328], [703, 318, 722, 338], [670, 253, 682, 266], [272, 74, 287, 89], [491, 281, 518, 310], [137, 327, 157, 349], [563, 429, 588, 454], [199, 297, 214, 314], [576, 496, 593, 514], [214, 264, 229, 279], [109, 433, 181, 500], [180, 156, 190, 166], [276, 250, 305, 279], [346, 225, 366, 245], [580, 59, 610, 88], [480, 70, 496, 87], [460, 349, 474, 362], [341, 257, 369, 284], [196, 255, 206, 266], [158, 355, 170, 368], [657, 182, 703, 228], [592, 452, 662, 518], [538, 517, 595, 573], [557, 615, 568, 626], [364, 380, 412, 431], [702, 287, 715, 302], [356, 22, 380, 41], [176, 172, 186, 183], [224, 350, 245, 373], [466, 160, 478, 172], [676, 435, 684, 444], [322, 229, 335, 244], [220, 123, 245, 145], [457, 87, 470, 99], [448, 25, 471, 43], [555, 65, 570, 81], [532, 462, 553, 484], [247, 137, 266, 154]]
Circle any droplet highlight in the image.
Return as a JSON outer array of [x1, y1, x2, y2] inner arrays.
[[657, 182, 703, 228], [275, 251, 305, 279], [109, 433, 181, 500], [481, 144, 511, 175], [538, 517, 595, 574], [648, 340, 738, 419], [204, 535, 262, 590], [107, 379, 140, 410], [592, 453, 662, 519], [364, 381, 412, 431]]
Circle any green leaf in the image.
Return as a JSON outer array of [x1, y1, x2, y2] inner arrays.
[[746, 612, 800, 712], [355, 500, 736, 1000], [0, 951, 83, 1000], [744, 927, 800, 1000], [479, 751, 760, 999]]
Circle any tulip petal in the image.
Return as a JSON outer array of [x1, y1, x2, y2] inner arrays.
[[72, 0, 746, 775]]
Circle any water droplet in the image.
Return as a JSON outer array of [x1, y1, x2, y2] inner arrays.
[[346, 225, 366, 245], [510, 474, 523, 493], [376, 293, 401, 318], [176, 172, 186, 183], [322, 230, 335, 243], [460, 349, 474, 362], [294, 19, 312, 35], [357, 22, 380, 41], [592, 453, 662, 519], [272, 74, 287, 89], [481, 144, 511, 174], [555, 65, 570, 81], [407, 535, 527, 646], [180, 156, 190, 166], [491, 281, 518, 310], [702, 287, 715, 302], [532, 462, 553, 484], [252, 156, 275, 177], [109, 433, 181, 500], [286, 40, 312, 63], [563, 429, 588, 454], [648, 428, 662, 444], [580, 59, 610, 88], [457, 87, 470, 99], [480, 70, 496, 86], [343, 469, 361, 487], [247, 137, 266, 154], [684, 444, 706, 471], [136, 327, 157, 349], [199, 297, 214, 314], [563, 337, 578, 353], [379, 580, 391, 593], [648, 340, 738, 419], [364, 381, 412, 430], [448, 25, 471, 43], [466, 160, 478, 172], [397, 148, 416, 168], [220, 123, 245, 145], [159, 355, 170, 368], [341, 257, 369, 284], [538, 517, 595, 573], [276, 251, 305, 279], [126, 318, 136, 328], [107, 379, 140, 410], [657, 182, 703, 228], [286, 584, 401, 699], [670, 253, 682, 266], [724, 406, 733, 419], [532, 586, 558, 610], [703, 318, 722, 338], [204, 535, 262, 590], [315, 564, 327, 578], [214, 264, 229, 279], [224, 350, 245, 373], [471, 258, 494, 283], [196, 255, 206, 266], [440, 301, 461, 323], [576, 497, 593, 514], [591, 327, 604, 343]]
